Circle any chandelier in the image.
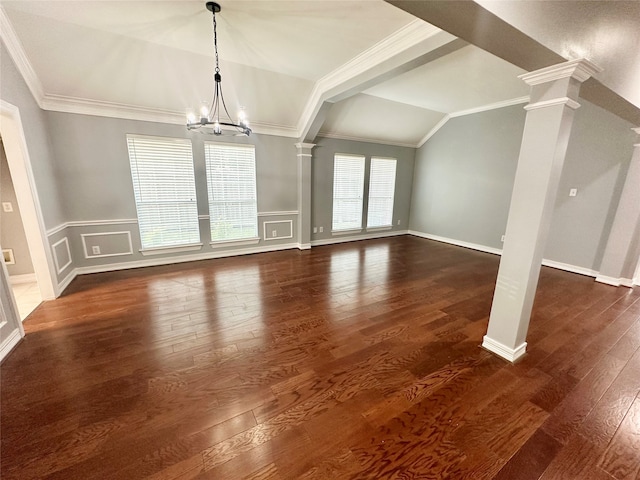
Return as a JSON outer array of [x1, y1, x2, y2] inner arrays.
[[187, 2, 251, 136]]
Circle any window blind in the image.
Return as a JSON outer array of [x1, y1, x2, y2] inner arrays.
[[204, 142, 258, 242], [126, 135, 200, 250], [332, 154, 365, 231], [367, 157, 397, 228]]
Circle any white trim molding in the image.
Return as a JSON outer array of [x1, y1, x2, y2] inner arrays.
[[140, 243, 203, 256], [595, 274, 634, 288], [408, 230, 502, 256], [0, 328, 23, 363], [316, 132, 417, 149], [524, 97, 581, 111], [312, 229, 408, 247], [518, 58, 602, 85], [542, 259, 597, 278], [51, 237, 72, 274], [0, 7, 45, 105], [258, 211, 299, 217], [77, 242, 299, 275], [482, 335, 527, 363], [409, 230, 599, 279], [209, 237, 260, 248], [81, 231, 134, 259], [263, 220, 293, 241], [46, 218, 138, 237], [417, 97, 530, 148]]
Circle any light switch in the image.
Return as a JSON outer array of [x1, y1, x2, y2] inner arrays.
[[2, 202, 13, 212], [569, 188, 578, 197]]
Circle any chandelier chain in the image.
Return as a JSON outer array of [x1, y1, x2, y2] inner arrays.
[[212, 9, 220, 74]]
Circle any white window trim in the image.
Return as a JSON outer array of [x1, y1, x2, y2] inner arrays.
[[140, 243, 203, 256], [209, 237, 260, 248], [332, 228, 363, 236]]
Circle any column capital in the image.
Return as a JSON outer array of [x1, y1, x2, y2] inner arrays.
[[294, 142, 316, 150], [518, 58, 602, 86], [632, 127, 640, 135]]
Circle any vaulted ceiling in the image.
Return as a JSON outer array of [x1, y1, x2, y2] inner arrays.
[[1, 1, 637, 147]]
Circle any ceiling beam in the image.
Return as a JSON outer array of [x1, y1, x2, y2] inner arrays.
[[385, 0, 640, 125], [297, 19, 466, 143]]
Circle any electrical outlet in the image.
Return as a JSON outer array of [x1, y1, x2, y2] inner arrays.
[[569, 188, 578, 197], [313, 227, 317, 234], [319, 226, 324, 233], [397, 220, 401, 225], [92, 246, 101, 255], [2, 202, 13, 213], [501, 235, 505, 242], [272, 230, 277, 237]]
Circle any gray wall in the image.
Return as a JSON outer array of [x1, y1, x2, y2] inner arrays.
[[409, 105, 525, 249], [545, 101, 637, 270], [0, 40, 65, 229], [43, 111, 300, 275], [311, 136, 415, 242], [45, 112, 299, 222], [1, 140, 34, 276], [409, 100, 636, 272]]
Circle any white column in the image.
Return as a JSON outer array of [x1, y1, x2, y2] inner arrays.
[[295, 142, 315, 250], [483, 59, 601, 362], [596, 128, 640, 287]]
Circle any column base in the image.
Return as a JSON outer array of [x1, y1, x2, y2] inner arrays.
[[482, 335, 527, 363], [297, 243, 311, 250]]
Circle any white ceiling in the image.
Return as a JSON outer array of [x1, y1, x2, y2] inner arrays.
[[1, 0, 534, 146]]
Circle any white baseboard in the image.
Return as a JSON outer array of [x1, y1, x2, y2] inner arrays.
[[409, 230, 599, 280], [541, 259, 597, 278], [482, 335, 527, 363], [311, 229, 408, 247], [595, 274, 634, 288], [56, 269, 78, 296], [9, 273, 37, 285], [57, 242, 300, 295], [408, 230, 502, 256], [0, 328, 23, 363], [298, 243, 311, 250]]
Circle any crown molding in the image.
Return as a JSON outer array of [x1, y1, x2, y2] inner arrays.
[[417, 115, 450, 148], [0, 6, 45, 105], [417, 96, 530, 148], [39, 93, 298, 137], [296, 19, 446, 139], [449, 96, 530, 118], [524, 97, 581, 111], [41, 94, 186, 124], [317, 132, 417, 149], [519, 58, 602, 86]]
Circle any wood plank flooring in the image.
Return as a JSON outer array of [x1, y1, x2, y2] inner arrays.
[[2, 236, 640, 479]]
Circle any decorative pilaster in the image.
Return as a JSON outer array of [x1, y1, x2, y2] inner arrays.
[[295, 142, 315, 250], [483, 59, 601, 362], [596, 127, 640, 286]]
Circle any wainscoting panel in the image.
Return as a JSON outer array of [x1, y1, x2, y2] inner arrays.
[[81, 231, 134, 259], [51, 237, 72, 274]]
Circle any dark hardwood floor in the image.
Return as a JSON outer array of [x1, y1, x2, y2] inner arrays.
[[2, 236, 640, 479]]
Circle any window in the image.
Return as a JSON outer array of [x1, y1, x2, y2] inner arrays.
[[126, 135, 200, 250], [367, 157, 397, 228], [332, 154, 365, 231], [205, 142, 258, 242]]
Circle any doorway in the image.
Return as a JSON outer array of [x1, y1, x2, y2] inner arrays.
[[0, 100, 56, 300]]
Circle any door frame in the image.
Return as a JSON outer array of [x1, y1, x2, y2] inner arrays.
[[0, 99, 56, 300]]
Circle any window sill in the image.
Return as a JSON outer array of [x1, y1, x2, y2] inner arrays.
[[140, 243, 203, 256], [366, 226, 392, 232], [210, 237, 260, 248], [331, 228, 363, 236]]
